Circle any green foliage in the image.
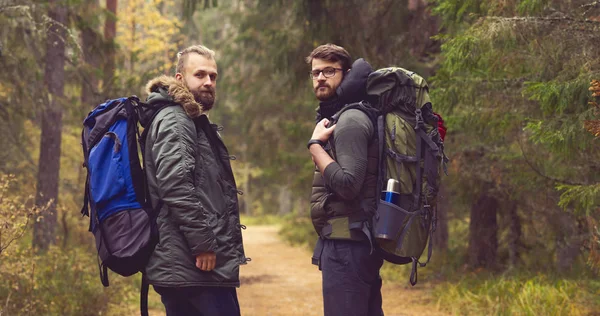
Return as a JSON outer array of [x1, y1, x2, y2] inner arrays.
[[432, 0, 488, 29], [0, 174, 37, 255], [0, 174, 137, 315], [0, 161, 145, 315], [3, 0, 600, 312], [239, 214, 285, 226], [433, 0, 600, 272], [434, 273, 599, 315], [0, 245, 137, 315], [278, 213, 316, 250], [517, 0, 550, 15], [524, 79, 592, 116], [557, 183, 600, 216]]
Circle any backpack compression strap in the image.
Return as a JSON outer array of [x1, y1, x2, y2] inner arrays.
[[405, 109, 440, 286], [409, 222, 436, 287], [140, 273, 149, 316], [81, 127, 91, 218]]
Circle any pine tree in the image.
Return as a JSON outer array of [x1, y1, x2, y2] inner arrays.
[[432, 0, 600, 270]]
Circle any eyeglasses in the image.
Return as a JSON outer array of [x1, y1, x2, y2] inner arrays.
[[310, 67, 344, 80]]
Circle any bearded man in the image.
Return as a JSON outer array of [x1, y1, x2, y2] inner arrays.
[[306, 43, 384, 316], [142, 45, 247, 316]]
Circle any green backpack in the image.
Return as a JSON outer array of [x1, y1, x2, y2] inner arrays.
[[325, 67, 447, 285], [369, 67, 447, 285]]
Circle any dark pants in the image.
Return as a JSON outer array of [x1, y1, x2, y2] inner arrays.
[[319, 239, 384, 316], [153, 286, 241, 316]]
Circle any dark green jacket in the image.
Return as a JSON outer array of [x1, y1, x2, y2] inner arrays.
[[143, 76, 246, 287]]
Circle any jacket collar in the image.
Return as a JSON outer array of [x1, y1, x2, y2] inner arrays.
[[145, 75, 205, 118]]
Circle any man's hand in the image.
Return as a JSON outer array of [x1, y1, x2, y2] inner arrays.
[[311, 118, 336, 142], [309, 118, 336, 175], [195, 252, 216, 271]]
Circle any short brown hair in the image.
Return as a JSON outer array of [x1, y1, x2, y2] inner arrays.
[[305, 43, 352, 71], [176, 45, 216, 75]]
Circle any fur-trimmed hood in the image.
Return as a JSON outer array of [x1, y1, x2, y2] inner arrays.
[[144, 75, 205, 118]]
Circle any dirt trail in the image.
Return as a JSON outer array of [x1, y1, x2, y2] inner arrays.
[[237, 225, 449, 316]]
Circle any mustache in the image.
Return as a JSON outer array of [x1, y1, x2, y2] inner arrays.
[[315, 83, 330, 90]]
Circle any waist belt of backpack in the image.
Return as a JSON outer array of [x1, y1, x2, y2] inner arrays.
[[312, 217, 374, 267]]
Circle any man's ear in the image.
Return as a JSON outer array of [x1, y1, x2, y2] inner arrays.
[[175, 73, 183, 81]]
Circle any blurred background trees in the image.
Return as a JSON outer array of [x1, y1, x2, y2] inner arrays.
[[1, 0, 599, 314]]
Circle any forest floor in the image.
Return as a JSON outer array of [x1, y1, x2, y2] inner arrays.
[[145, 225, 448, 316]]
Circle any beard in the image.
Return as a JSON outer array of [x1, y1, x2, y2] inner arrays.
[[192, 88, 215, 111], [314, 83, 336, 101], [184, 79, 216, 111]]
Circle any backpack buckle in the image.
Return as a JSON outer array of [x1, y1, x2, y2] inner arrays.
[[422, 204, 431, 219], [128, 95, 140, 104], [415, 109, 425, 129]]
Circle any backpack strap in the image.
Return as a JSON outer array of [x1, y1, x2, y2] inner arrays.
[[136, 101, 175, 212], [413, 110, 424, 208], [318, 219, 373, 253], [408, 216, 435, 287], [138, 102, 177, 155], [412, 109, 440, 205], [330, 101, 379, 127], [140, 273, 150, 316], [349, 221, 374, 254], [81, 175, 90, 218], [423, 221, 434, 266], [80, 127, 91, 218], [376, 115, 385, 197], [311, 237, 325, 268], [82, 175, 93, 232], [410, 257, 419, 286], [97, 254, 109, 287]]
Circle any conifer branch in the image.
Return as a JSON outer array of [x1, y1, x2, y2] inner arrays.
[[517, 137, 590, 186], [582, 1, 599, 16], [487, 16, 600, 25]]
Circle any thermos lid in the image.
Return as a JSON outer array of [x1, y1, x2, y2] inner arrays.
[[386, 178, 400, 193]]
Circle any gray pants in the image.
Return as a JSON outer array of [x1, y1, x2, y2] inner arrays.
[[319, 239, 384, 316]]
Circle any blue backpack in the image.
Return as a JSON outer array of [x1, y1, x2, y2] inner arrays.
[[81, 96, 170, 315]]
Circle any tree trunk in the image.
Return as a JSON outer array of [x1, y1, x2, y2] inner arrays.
[[506, 200, 521, 267], [103, 0, 118, 96], [555, 212, 586, 272], [432, 184, 449, 255], [129, 5, 136, 74], [407, 0, 440, 63], [408, 0, 423, 11], [33, 0, 67, 251], [80, 0, 101, 108], [278, 185, 292, 215], [468, 186, 498, 269]]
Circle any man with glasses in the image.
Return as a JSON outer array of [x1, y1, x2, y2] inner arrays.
[[306, 43, 384, 316]]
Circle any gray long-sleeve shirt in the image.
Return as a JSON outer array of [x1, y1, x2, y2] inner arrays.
[[323, 109, 374, 200]]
